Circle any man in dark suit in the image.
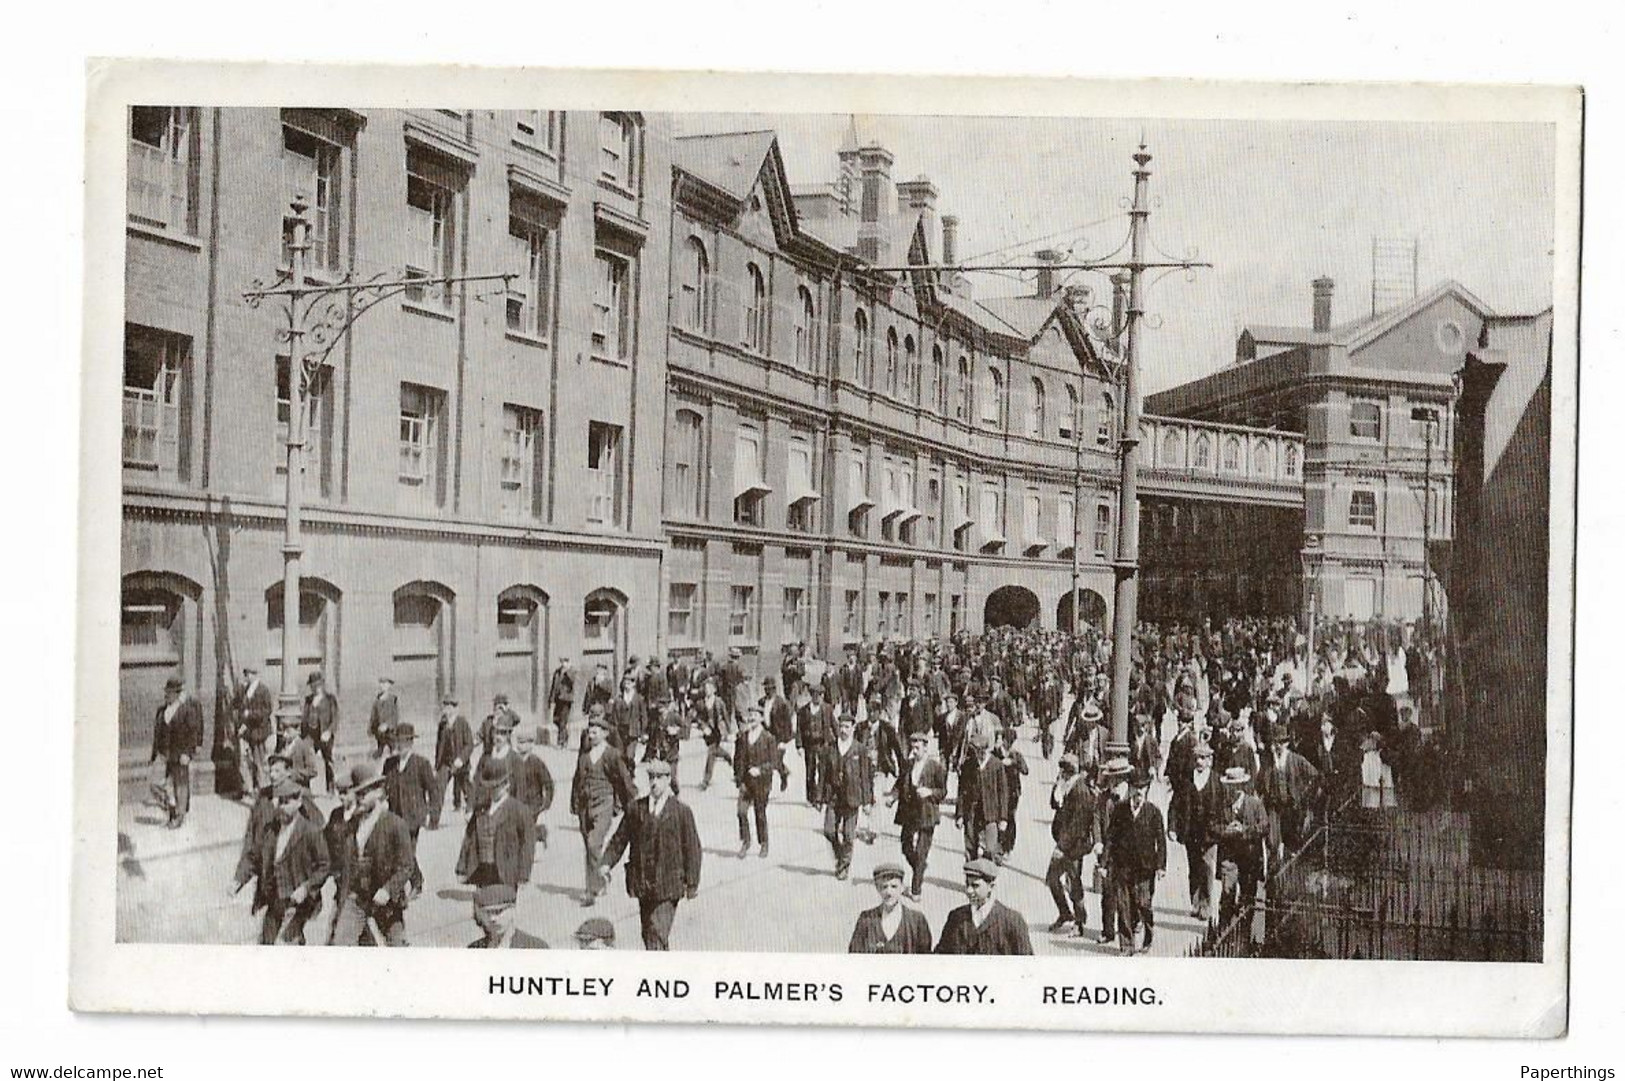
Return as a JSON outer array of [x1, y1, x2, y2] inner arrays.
[[890, 730, 947, 901], [847, 863, 933, 953], [456, 758, 537, 891], [246, 778, 331, 945], [733, 706, 778, 858], [433, 694, 475, 828], [1106, 768, 1167, 954], [570, 714, 636, 907], [1214, 765, 1270, 931], [233, 752, 323, 895], [383, 722, 437, 898], [957, 732, 1007, 864], [796, 683, 834, 805], [1309, 712, 1358, 819], [236, 665, 276, 791], [608, 673, 649, 761], [600, 759, 702, 950], [643, 694, 685, 794], [762, 677, 795, 793], [150, 675, 202, 828], [300, 671, 339, 794], [367, 675, 399, 760], [509, 726, 555, 848], [1168, 741, 1226, 922], [1256, 721, 1321, 861], [547, 657, 576, 749], [330, 762, 414, 946], [934, 859, 1033, 955], [836, 650, 865, 717], [818, 714, 871, 881], [1045, 753, 1097, 934], [467, 884, 547, 949]]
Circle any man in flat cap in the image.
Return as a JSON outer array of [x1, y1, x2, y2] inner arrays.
[[321, 766, 360, 943], [1169, 741, 1226, 922], [300, 671, 339, 794], [150, 675, 201, 829], [817, 713, 872, 881], [933, 859, 1033, 955], [609, 673, 649, 763], [1256, 721, 1320, 862], [456, 757, 536, 892], [432, 694, 474, 829], [956, 730, 1007, 864], [547, 656, 576, 750], [235, 665, 276, 791], [467, 884, 547, 949], [795, 682, 835, 806], [890, 728, 947, 902], [600, 758, 702, 951], [643, 693, 685, 794], [1105, 768, 1167, 954], [233, 750, 322, 897], [574, 917, 616, 950], [847, 863, 932, 954], [384, 722, 437, 898], [330, 761, 414, 946], [571, 712, 636, 907], [733, 705, 777, 859], [367, 675, 399, 760], [509, 726, 556, 848], [244, 778, 330, 945], [697, 677, 734, 791], [1045, 752, 1097, 934]]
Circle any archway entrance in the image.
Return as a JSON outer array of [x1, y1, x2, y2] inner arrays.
[[983, 585, 1041, 630], [1056, 588, 1108, 632]]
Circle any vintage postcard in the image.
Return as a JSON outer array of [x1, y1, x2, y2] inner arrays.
[[73, 61, 1578, 1034]]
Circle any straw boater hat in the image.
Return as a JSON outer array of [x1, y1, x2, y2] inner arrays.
[[1098, 755, 1133, 779], [1220, 765, 1252, 787], [1081, 700, 1104, 721]]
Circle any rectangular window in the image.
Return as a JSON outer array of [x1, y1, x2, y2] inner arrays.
[[122, 325, 188, 480], [952, 479, 972, 551], [282, 125, 342, 272], [1350, 399, 1383, 441], [515, 110, 559, 154], [1024, 491, 1042, 543], [667, 583, 696, 641], [592, 250, 633, 360], [924, 477, 940, 548], [877, 592, 891, 634], [844, 589, 861, 637], [405, 153, 458, 308], [127, 106, 197, 233], [733, 424, 768, 527], [499, 404, 546, 519], [670, 409, 704, 518], [787, 436, 817, 532], [950, 594, 963, 635], [729, 585, 757, 641], [894, 592, 909, 636], [923, 593, 937, 631], [598, 112, 639, 192], [980, 488, 1002, 536], [1094, 503, 1112, 555], [1349, 488, 1378, 529], [398, 383, 446, 506], [275, 356, 333, 495], [1058, 494, 1076, 551], [507, 203, 554, 339], [848, 455, 872, 538], [586, 421, 625, 527], [783, 587, 805, 640]]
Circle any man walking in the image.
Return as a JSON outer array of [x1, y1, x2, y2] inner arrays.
[[509, 726, 555, 847], [383, 722, 437, 898], [367, 675, 399, 760], [1214, 765, 1270, 930], [237, 665, 276, 790], [456, 758, 537, 891], [1257, 721, 1321, 861], [547, 656, 576, 749], [433, 694, 474, 828], [600, 759, 702, 950], [957, 732, 1007, 864], [697, 677, 733, 791], [733, 705, 776, 858], [245, 778, 330, 945], [933, 859, 1033, 955], [1105, 768, 1167, 954], [818, 714, 871, 881], [1168, 741, 1225, 922], [796, 683, 834, 805], [330, 762, 414, 947], [300, 671, 339, 794], [763, 677, 795, 793], [890, 730, 946, 902], [570, 713, 635, 908], [1045, 753, 1097, 934], [150, 675, 201, 829]]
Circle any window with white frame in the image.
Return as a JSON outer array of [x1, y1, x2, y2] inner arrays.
[[598, 112, 641, 193], [983, 367, 1004, 427], [783, 587, 806, 639], [128, 106, 198, 233], [1222, 435, 1243, 472], [885, 329, 900, 397], [507, 197, 555, 338], [669, 408, 704, 518], [1093, 502, 1112, 555], [853, 308, 871, 385], [586, 421, 625, 527], [499, 404, 545, 519], [514, 110, 559, 154], [905, 335, 920, 404], [729, 585, 757, 641], [667, 583, 697, 641], [1349, 399, 1382, 441], [786, 434, 818, 532], [733, 422, 769, 526], [405, 151, 459, 308], [592, 249, 634, 361], [1029, 377, 1047, 438], [1349, 488, 1378, 530], [894, 592, 909, 636], [1096, 391, 1115, 447], [1061, 384, 1078, 440], [1193, 433, 1213, 469], [1057, 493, 1076, 552], [1024, 490, 1043, 550], [680, 237, 711, 334], [123, 325, 188, 480], [956, 356, 972, 421], [282, 124, 342, 272], [275, 356, 333, 494], [931, 346, 947, 414], [980, 486, 1004, 547], [398, 383, 446, 505], [745, 264, 768, 352], [843, 589, 861, 637], [1284, 443, 1301, 479], [795, 286, 816, 368]]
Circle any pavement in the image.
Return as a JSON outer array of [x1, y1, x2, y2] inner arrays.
[[116, 709, 1215, 956]]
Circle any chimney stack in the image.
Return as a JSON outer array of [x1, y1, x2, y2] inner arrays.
[[1035, 248, 1061, 299], [855, 143, 895, 264], [1312, 277, 1335, 333], [941, 214, 959, 267]]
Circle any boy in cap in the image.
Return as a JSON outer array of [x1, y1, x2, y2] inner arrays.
[[643, 693, 685, 794], [509, 726, 555, 848], [456, 758, 537, 893], [697, 677, 733, 790], [847, 863, 933, 954], [570, 712, 636, 906], [246, 778, 331, 945], [933, 859, 1033, 955], [233, 750, 322, 896], [367, 675, 399, 759], [467, 884, 547, 949], [574, 917, 616, 949], [331, 761, 414, 946], [150, 675, 201, 828], [384, 722, 437, 898], [300, 671, 339, 794], [732, 705, 777, 858], [433, 694, 474, 828], [1105, 768, 1167, 954], [889, 728, 947, 902], [600, 757, 702, 950], [1046, 752, 1097, 934]]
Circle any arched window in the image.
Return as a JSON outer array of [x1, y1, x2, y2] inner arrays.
[[744, 263, 767, 352], [1061, 384, 1078, 440], [1193, 433, 1213, 469], [885, 328, 900, 397], [1252, 441, 1274, 477], [794, 285, 816, 369], [120, 571, 201, 758], [680, 236, 710, 333], [1096, 392, 1115, 447], [582, 587, 627, 675], [904, 335, 920, 404], [1029, 377, 1047, 438], [1284, 443, 1301, 479], [392, 581, 455, 715], [668, 407, 704, 517], [852, 308, 871, 386], [1093, 502, 1112, 556], [495, 585, 549, 713], [931, 345, 947, 414], [265, 579, 340, 685], [982, 367, 1004, 427], [1223, 435, 1243, 472], [1161, 429, 1184, 468], [956, 355, 971, 421]]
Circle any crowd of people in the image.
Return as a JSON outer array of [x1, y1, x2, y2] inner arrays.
[[141, 613, 1452, 954]]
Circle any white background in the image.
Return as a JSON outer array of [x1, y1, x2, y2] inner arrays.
[[3, 1, 1618, 1075]]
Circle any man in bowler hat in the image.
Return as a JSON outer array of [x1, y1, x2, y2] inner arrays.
[[330, 761, 414, 946], [933, 859, 1033, 955], [456, 758, 537, 891], [384, 722, 437, 898], [600, 758, 702, 950], [1105, 768, 1167, 954], [150, 675, 202, 828]]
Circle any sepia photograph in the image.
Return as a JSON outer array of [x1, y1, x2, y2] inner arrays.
[[71, 62, 1579, 1034]]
